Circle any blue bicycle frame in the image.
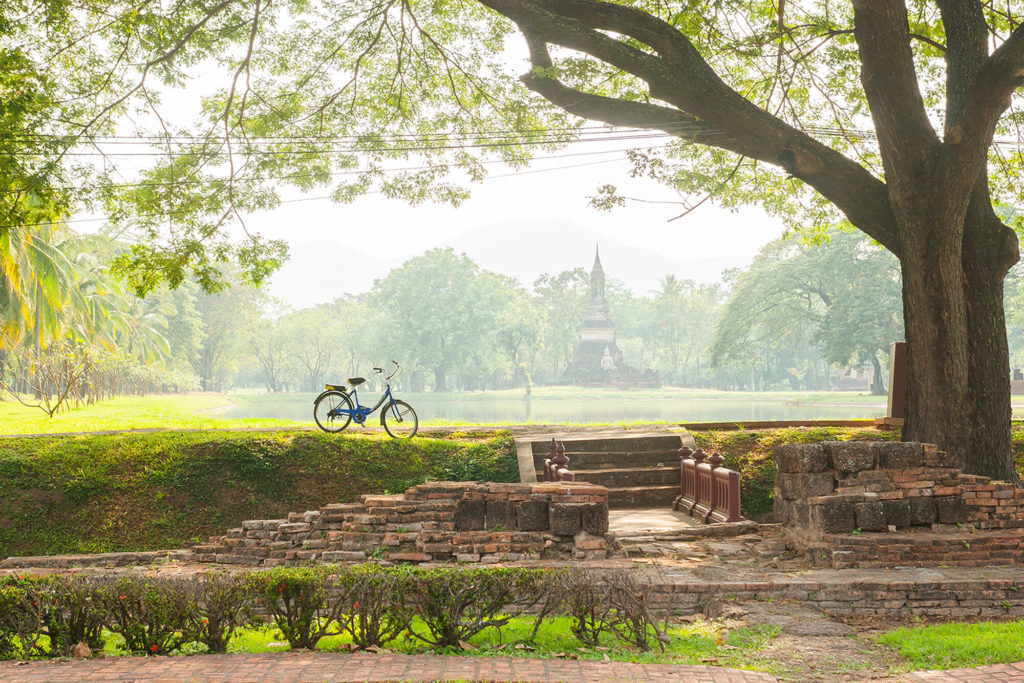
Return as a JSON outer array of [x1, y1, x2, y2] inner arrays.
[[331, 383, 401, 425], [316, 365, 404, 426]]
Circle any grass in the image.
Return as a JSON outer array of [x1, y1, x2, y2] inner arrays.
[[877, 620, 1024, 670], [0, 429, 517, 557], [0, 394, 304, 435], [75, 616, 782, 673]]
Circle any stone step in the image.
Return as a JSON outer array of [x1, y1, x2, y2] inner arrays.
[[533, 450, 678, 471], [530, 435, 684, 455], [572, 467, 680, 488], [608, 485, 681, 508]]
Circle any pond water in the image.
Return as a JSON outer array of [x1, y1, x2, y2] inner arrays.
[[224, 393, 889, 424]]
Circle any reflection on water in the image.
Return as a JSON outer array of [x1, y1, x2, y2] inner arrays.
[[225, 394, 889, 424]]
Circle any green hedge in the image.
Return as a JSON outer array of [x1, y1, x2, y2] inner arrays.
[[0, 430, 516, 558], [0, 565, 666, 658]]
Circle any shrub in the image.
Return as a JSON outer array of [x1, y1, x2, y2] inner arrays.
[[101, 577, 189, 655], [178, 572, 252, 654], [246, 566, 349, 650], [407, 567, 548, 648], [556, 568, 666, 651], [43, 574, 106, 657], [0, 576, 48, 658], [335, 565, 411, 650]]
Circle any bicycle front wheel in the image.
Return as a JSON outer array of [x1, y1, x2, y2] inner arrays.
[[314, 391, 353, 433], [382, 400, 418, 438]]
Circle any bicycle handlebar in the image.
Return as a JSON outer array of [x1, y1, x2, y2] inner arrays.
[[387, 360, 400, 380]]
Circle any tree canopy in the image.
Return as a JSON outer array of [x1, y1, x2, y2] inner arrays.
[[7, 0, 1024, 475]]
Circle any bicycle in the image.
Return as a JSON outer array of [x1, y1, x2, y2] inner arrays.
[[313, 361, 418, 438]]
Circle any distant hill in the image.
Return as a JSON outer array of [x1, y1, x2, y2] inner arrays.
[[267, 219, 749, 307], [266, 240, 392, 308], [441, 218, 746, 294]]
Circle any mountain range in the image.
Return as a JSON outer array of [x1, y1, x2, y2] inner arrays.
[[266, 218, 752, 308]]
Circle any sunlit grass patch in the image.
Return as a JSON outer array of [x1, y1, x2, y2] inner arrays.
[[224, 616, 782, 672], [0, 394, 304, 435], [877, 620, 1024, 670]]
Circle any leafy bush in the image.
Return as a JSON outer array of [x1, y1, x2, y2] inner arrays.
[[101, 577, 190, 655], [0, 564, 674, 659], [335, 565, 411, 650], [0, 577, 47, 658], [43, 574, 106, 656], [178, 572, 251, 654], [407, 567, 548, 648], [246, 566, 349, 650]]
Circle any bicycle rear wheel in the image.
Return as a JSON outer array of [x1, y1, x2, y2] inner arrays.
[[382, 400, 418, 438], [314, 391, 353, 433]]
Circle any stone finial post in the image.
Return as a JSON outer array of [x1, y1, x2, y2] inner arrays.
[[679, 445, 693, 460], [693, 449, 707, 464], [709, 452, 725, 469], [552, 440, 574, 481]]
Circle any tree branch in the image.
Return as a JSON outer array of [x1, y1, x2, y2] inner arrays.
[[482, 0, 902, 255], [959, 23, 1024, 155], [936, 0, 989, 133], [851, 0, 938, 177]]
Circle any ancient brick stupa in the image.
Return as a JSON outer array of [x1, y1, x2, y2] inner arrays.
[[565, 246, 659, 387]]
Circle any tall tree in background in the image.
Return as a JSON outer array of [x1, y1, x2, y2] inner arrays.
[[533, 269, 589, 383], [713, 230, 903, 393], [371, 249, 498, 391], [653, 276, 721, 387]]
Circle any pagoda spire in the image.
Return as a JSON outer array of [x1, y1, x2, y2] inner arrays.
[[590, 244, 605, 298]]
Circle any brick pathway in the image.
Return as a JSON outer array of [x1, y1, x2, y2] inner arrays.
[[0, 652, 776, 682], [4, 651, 1024, 681], [903, 661, 1024, 681]]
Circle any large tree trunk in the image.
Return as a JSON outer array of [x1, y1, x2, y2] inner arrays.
[[900, 193, 1019, 480], [961, 191, 1019, 481], [899, 213, 972, 468]]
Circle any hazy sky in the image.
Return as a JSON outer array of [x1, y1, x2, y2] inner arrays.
[[240, 138, 787, 268]]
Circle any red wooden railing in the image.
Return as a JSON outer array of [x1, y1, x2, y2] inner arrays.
[[677, 446, 742, 523], [543, 438, 575, 482]]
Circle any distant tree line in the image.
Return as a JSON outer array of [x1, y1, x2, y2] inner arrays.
[[181, 229, 916, 395], [23, 225, 1024, 403]]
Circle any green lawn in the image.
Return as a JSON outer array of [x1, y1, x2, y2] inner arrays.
[[78, 616, 781, 673], [0, 394, 304, 435], [877, 620, 1024, 670]]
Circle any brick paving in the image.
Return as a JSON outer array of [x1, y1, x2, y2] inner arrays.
[[903, 661, 1024, 681], [5, 652, 1024, 681], [0, 652, 777, 682]]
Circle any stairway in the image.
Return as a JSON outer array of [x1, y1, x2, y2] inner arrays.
[[525, 434, 692, 508]]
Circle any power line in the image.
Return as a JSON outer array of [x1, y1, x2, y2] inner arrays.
[[26, 142, 673, 192], [1, 129, 725, 158], [2, 153, 650, 231]]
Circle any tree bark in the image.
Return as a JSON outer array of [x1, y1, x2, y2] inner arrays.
[[960, 189, 1019, 480], [434, 368, 447, 392]]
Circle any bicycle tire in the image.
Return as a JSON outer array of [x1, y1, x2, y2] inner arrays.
[[314, 391, 354, 433], [382, 399, 418, 438]]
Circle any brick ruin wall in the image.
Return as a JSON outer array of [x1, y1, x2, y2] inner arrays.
[[181, 481, 610, 567], [775, 441, 1024, 568]]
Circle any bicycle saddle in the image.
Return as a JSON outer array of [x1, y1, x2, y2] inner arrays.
[[348, 377, 366, 386]]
